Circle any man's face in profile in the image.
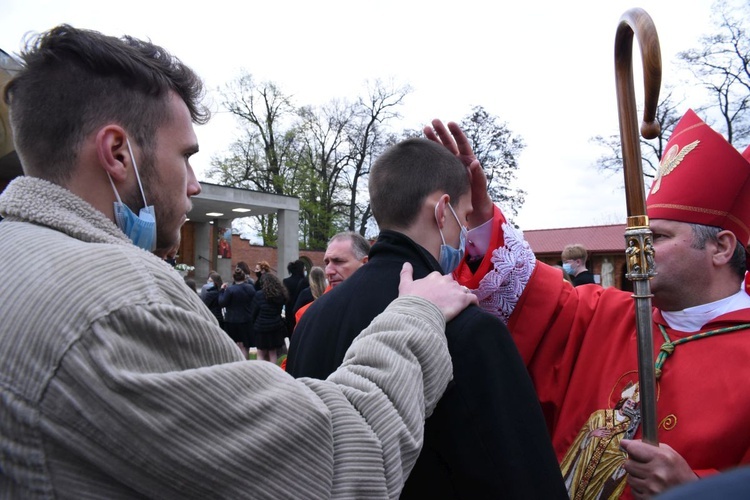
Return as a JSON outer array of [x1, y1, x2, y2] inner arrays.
[[324, 238, 366, 287]]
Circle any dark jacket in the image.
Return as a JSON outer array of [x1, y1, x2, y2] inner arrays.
[[249, 290, 286, 334], [292, 287, 314, 318], [572, 269, 596, 286], [657, 466, 750, 499], [218, 282, 256, 323], [201, 285, 223, 324], [283, 273, 306, 334], [287, 230, 566, 499]]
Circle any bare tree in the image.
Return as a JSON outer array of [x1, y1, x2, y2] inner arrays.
[[459, 106, 526, 220], [207, 72, 298, 245], [294, 101, 352, 249], [591, 89, 684, 180], [343, 80, 411, 235], [208, 74, 524, 248], [678, 0, 750, 145]]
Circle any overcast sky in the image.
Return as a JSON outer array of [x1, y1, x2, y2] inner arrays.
[[1, 0, 722, 230]]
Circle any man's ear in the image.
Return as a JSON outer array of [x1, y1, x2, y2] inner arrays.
[[433, 193, 451, 229], [713, 230, 738, 266], [95, 126, 129, 182]]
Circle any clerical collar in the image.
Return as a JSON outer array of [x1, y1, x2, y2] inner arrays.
[[661, 288, 750, 332]]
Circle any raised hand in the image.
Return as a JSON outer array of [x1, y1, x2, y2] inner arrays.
[[424, 119, 494, 227]]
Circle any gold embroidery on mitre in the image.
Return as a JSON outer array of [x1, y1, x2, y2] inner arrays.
[[651, 139, 700, 194]]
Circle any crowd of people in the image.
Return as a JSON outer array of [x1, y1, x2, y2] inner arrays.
[[2, 22, 750, 500]]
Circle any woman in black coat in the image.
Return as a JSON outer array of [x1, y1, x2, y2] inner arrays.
[[219, 267, 256, 359], [282, 260, 306, 335], [201, 271, 224, 330], [249, 272, 288, 364]]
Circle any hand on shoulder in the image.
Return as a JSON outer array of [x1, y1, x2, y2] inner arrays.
[[398, 262, 477, 321]]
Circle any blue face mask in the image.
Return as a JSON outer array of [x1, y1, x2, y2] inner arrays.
[[107, 138, 157, 251], [435, 201, 467, 274], [562, 262, 575, 276]]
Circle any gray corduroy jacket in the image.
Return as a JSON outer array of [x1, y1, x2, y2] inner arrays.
[[0, 176, 452, 499]]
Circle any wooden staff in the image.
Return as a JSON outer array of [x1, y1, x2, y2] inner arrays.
[[614, 7, 661, 445]]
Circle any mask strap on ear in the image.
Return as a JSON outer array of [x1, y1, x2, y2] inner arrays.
[[446, 203, 463, 228], [125, 138, 149, 208], [107, 173, 124, 205], [434, 201, 448, 246]]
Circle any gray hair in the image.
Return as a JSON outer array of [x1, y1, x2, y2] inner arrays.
[[689, 223, 746, 278], [328, 231, 370, 260]]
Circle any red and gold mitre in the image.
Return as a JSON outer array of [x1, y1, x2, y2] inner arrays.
[[646, 109, 750, 247]]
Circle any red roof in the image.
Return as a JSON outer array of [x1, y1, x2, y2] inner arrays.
[[523, 224, 628, 254]]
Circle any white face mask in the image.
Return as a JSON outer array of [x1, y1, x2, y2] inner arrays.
[[107, 138, 157, 251]]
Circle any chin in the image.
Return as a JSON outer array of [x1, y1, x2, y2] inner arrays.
[[154, 235, 180, 259]]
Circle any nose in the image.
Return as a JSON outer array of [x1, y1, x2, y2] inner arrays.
[[187, 165, 201, 196], [325, 263, 336, 278]]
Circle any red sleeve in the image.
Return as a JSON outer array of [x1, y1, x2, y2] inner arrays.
[[511, 264, 635, 433]]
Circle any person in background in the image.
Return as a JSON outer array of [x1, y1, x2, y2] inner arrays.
[[553, 265, 574, 284], [252, 260, 271, 291], [286, 137, 566, 498], [249, 272, 288, 364], [287, 231, 369, 352], [426, 112, 750, 498], [323, 231, 370, 288], [0, 24, 477, 498], [199, 268, 216, 299], [293, 266, 327, 325], [561, 243, 597, 286], [281, 266, 326, 371], [183, 276, 198, 293], [201, 271, 224, 330], [236, 261, 255, 286], [289, 232, 370, 334], [282, 259, 306, 335], [219, 266, 256, 359]]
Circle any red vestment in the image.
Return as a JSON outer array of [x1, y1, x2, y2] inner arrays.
[[456, 207, 750, 499]]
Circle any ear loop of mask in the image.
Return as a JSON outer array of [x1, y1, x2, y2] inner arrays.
[[446, 202, 466, 237], [107, 138, 149, 208], [435, 201, 464, 239], [434, 202, 448, 246]]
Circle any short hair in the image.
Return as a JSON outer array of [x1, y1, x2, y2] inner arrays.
[[4, 24, 209, 183], [209, 272, 223, 289], [183, 277, 197, 293], [308, 266, 327, 299], [287, 259, 304, 276], [369, 138, 470, 229], [690, 223, 747, 279], [561, 244, 588, 262], [328, 231, 370, 260]]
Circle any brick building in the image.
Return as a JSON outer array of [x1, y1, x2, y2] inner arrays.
[[226, 234, 327, 281], [523, 223, 632, 290]]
